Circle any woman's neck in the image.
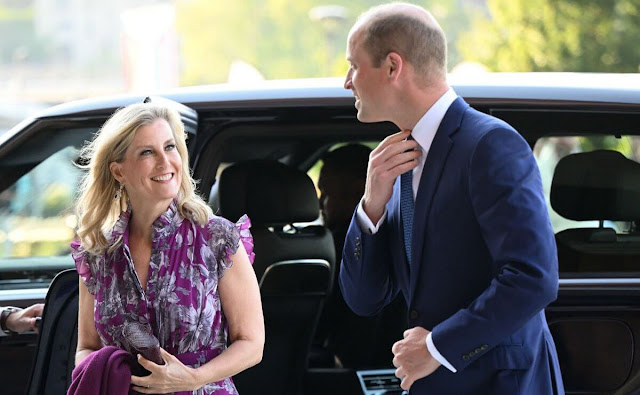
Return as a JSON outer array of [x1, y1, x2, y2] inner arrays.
[[127, 198, 172, 239]]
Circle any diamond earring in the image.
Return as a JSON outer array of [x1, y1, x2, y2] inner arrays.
[[114, 183, 123, 200]]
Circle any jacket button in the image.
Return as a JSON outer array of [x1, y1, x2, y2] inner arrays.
[[481, 344, 488, 351], [462, 355, 470, 361], [410, 310, 419, 319]]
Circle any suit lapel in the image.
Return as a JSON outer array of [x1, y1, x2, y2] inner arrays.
[[409, 97, 468, 300]]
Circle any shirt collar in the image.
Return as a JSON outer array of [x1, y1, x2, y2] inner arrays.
[[110, 199, 180, 246], [411, 88, 457, 155]]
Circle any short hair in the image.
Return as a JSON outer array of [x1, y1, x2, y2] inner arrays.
[[75, 102, 212, 255], [321, 144, 371, 180], [357, 5, 447, 81]]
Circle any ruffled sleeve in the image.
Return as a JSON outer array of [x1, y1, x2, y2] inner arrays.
[[207, 214, 255, 279], [235, 214, 255, 265], [70, 240, 98, 295]]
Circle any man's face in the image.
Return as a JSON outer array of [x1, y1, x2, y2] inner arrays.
[[344, 30, 389, 123], [319, 164, 365, 230]]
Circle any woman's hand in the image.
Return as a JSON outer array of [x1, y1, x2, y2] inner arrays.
[[130, 348, 202, 394]]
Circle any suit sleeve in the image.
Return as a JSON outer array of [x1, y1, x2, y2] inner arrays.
[[339, 205, 399, 317], [431, 127, 559, 371]]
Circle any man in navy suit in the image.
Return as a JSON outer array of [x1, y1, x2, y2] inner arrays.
[[339, 3, 564, 394]]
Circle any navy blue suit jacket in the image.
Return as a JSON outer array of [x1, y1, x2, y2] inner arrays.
[[340, 98, 564, 394]]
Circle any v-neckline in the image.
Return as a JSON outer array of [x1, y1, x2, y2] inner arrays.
[[122, 226, 154, 297]]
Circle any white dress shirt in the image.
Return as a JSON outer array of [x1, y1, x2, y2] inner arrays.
[[355, 88, 458, 373]]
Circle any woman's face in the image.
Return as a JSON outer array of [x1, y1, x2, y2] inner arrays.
[[111, 118, 182, 208]]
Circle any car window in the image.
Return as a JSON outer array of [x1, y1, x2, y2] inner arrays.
[[0, 146, 81, 289], [534, 135, 640, 235], [307, 142, 377, 230], [306, 141, 377, 193]]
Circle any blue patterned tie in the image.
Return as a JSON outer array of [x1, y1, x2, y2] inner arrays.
[[400, 158, 414, 266]]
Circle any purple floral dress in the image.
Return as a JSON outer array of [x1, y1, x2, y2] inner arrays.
[[71, 200, 255, 395]]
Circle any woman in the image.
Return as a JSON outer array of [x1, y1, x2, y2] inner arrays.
[[71, 102, 263, 394]]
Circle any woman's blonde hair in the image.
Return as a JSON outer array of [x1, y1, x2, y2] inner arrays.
[[75, 102, 212, 255]]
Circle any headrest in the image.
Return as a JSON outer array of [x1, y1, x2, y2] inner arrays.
[[216, 160, 319, 224], [551, 150, 640, 221]]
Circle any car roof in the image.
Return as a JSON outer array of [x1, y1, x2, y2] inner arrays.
[[28, 72, 640, 119]]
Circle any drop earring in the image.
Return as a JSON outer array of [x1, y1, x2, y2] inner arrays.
[[114, 183, 123, 200]]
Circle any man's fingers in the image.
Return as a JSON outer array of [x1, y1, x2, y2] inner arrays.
[[370, 143, 420, 179], [400, 376, 415, 391], [32, 304, 44, 316], [372, 131, 415, 158], [373, 149, 419, 180], [403, 329, 412, 338], [376, 139, 419, 162], [383, 150, 421, 171], [396, 368, 415, 391], [384, 158, 419, 181], [378, 130, 412, 149], [28, 317, 37, 331], [392, 340, 402, 355]]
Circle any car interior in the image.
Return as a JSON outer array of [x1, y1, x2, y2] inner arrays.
[[213, 159, 335, 394], [3, 102, 640, 394]]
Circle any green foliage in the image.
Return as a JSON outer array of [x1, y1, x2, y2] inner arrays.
[[579, 135, 620, 153], [176, 0, 332, 84], [0, 5, 33, 20], [42, 184, 72, 218], [458, 0, 640, 72], [174, 0, 479, 85]]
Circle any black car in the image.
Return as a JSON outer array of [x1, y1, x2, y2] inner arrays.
[[1, 73, 640, 394]]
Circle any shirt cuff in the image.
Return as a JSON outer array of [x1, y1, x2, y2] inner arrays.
[[426, 332, 457, 373], [0, 306, 21, 336], [355, 199, 386, 234], [0, 307, 7, 337]]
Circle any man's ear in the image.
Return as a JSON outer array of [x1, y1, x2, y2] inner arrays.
[[109, 162, 124, 184], [386, 52, 403, 82]]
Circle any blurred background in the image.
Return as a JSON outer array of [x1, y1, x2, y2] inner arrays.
[[1, 0, 639, 134]]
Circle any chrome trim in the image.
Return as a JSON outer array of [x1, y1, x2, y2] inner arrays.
[[0, 288, 48, 302], [260, 259, 330, 287], [559, 278, 640, 288], [356, 369, 407, 395], [12, 74, 640, 121]]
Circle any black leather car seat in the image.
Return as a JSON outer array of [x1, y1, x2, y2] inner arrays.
[[551, 149, 640, 273], [213, 159, 335, 395]]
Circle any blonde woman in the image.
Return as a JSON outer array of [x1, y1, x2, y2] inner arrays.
[[71, 102, 263, 394]]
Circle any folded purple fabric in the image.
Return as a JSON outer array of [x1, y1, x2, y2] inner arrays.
[[67, 346, 137, 395]]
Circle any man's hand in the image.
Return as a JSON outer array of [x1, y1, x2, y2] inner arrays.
[[392, 327, 441, 390], [363, 130, 421, 224], [6, 303, 44, 334]]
